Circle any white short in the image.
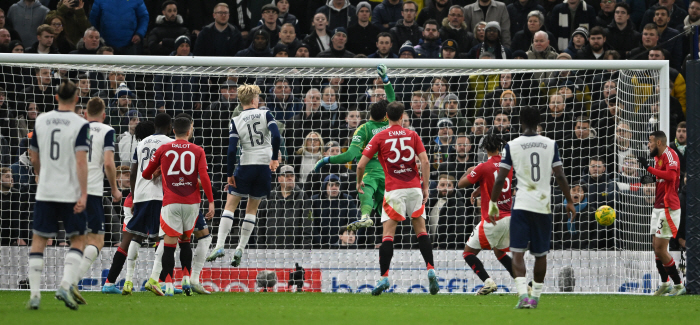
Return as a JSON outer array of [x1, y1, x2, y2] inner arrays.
[[381, 188, 426, 223], [650, 208, 681, 239], [121, 206, 132, 232], [159, 203, 199, 238], [467, 217, 511, 250]]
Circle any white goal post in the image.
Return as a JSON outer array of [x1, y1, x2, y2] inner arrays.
[[0, 55, 673, 294]]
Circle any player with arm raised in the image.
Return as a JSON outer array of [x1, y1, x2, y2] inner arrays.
[[314, 64, 395, 231], [490, 106, 575, 309], [206, 84, 281, 267], [142, 117, 215, 296], [457, 133, 515, 295], [26, 80, 90, 310], [637, 131, 685, 296], [69, 97, 122, 304], [358, 101, 439, 296]]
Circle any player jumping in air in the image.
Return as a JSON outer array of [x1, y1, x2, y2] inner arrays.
[[142, 117, 215, 296], [26, 81, 90, 310], [314, 64, 395, 231], [457, 133, 515, 295], [206, 84, 281, 266], [358, 101, 438, 296], [490, 107, 575, 309], [637, 131, 686, 296]]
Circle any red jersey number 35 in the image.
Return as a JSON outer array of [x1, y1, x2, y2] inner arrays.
[[386, 137, 415, 163]]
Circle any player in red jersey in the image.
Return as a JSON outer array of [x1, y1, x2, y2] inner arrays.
[[637, 130, 685, 296], [457, 133, 515, 295], [142, 117, 215, 296], [357, 101, 438, 296]]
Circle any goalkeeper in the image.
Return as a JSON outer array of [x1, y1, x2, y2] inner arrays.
[[314, 64, 395, 231]]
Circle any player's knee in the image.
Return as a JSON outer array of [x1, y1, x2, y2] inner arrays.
[[464, 246, 479, 254]]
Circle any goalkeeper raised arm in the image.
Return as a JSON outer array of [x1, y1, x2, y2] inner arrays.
[[314, 64, 395, 231]]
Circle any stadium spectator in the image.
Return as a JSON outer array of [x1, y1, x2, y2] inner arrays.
[[335, 228, 357, 248], [613, 122, 642, 173], [670, 121, 686, 173], [683, 0, 700, 53], [483, 72, 518, 110], [546, 0, 597, 51], [145, 1, 189, 56], [372, 0, 404, 32], [464, 0, 512, 47], [287, 88, 330, 152], [649, 48, 686, 112], [440, 39, 458, 58], [639, 0, 687, 32], [368, 31, 397, 58], [256, 165, 313, 249], [25, 24, 58, 54], [398, 40, 416, 57], [429, 118, 457, 171], [0, 9, 20, 43], [563, 26, 588, 58], [7, 39, 22, 52], [542, 93, 575, 144], [406, 90, 434, 143], [116, 165, 130, 192], [487, 90, 520, 127], [293, 131, 324, 187], [465, 21, 512, 59], [316, 0, 357, 30], [438, 93, 469, 134], [437, 134, 474, 180], [16, 102, 37, 140], [605, 3, 641, 59], [414, 19, 441, 58], [651, 7, 683, 70], [426, 174, 468, 249], [268, 78, 302, 122], [9, 150, 34, 193], [581, 156, 614, 206], [311, 174, 359, 247], [507, 1, 546, 38], [69, 27, 103, 54], [272, 0, 298, 28], [235, 29, 273, 57], [193, 3, 245, 57], [45, 0, 91, 46], [336, 109, 361, 147], [390, 1, 422, 54], [98, 46, 113, 54], [7, 0, 49, 48], [154, 36, 201, 116], [346, 2, 380, 55], [89, 0, 148, 55], [627, 23, 659, 60], [428, 76, 448, 110], [417, 0, 449, 27], [250, 4, 281, 48], [276, 44, 290, 56], [476, 111, 512, 162], [470, 117, 486, 145], [552, 181, 594, 250], [75, 74, 93, 105], [303, 12, 332, 57], [472, 21, 487, 45], [563, 116, 609, 180], [614, 156, 641, 192], [526, 31, 557, 59], [44, 16, 73, 54], [0, 167, 28, 246], [116, 113, 139, 167], [278, 23, 302, 55], [306, 141, 354, 195], [319, 86, 344, 128], [21, 67, 55, 113], [439, 5, 475, 55], [0, 87, 18, 148], [318, 26, 354, 57], [596, 0, 616, 27], [575, 26, 612, 59], [0, 28, 11, 48], [96, 69, 129, 102]]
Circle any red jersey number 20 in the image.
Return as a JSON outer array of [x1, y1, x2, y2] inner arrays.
[[165, 150, 196, 175]]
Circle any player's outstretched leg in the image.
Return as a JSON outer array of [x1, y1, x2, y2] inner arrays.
[[192, 231, 212, 294], [463, 249, 497, 295], [208, 210, 233, 262], [231, 198, 261, 267], [372, 235, 394, 296]]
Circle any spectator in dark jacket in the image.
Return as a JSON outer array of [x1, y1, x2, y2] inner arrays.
[[316, 0, 357, 30], [44, 15, 74, 54], [426, 175, 468, 249], [639, 0, 687, 32], [563, 26, 589, 58], [439, 5, 475, 54], [652, 6, 683, 70], [372, 0, 404, 31], [606, 3, 641, 59], [414, 19, 441, 58], [278, 23, 302, 55], [552, 181, 596, 250], [256, 166, 313, 249], [154, 35, 200, 117], [305, 141, 355, 196], [546, 0, 597, 51], [596, 0, 616, 27], [510, 10, 555, 53], [235, 28, 273, 57], [417, 0, 450, 27], [146, 1, 189, 56], [22, 67, 55, 113], [466, 21, 513, 59], [250, 4, 281, 48], [45, 0, 91, 46], [346, 2, 380, 55], [303, 12, 333, 57], [368, 31, 398, 57], [390, 1, 422, 53], [627, 23, 659, 60], [1, 167, 29, 246], [90, 0, 149, 54], [317, 26, 354, 57], [267, 78, 302, 122], [193, 3, 245, 57], [7, 0, 49, 48], [311, 174, 359, 247], [69, 27, 103, 54], [575, 26, 613, 59], [286, 89, 331, 150], [507, 0, 546, 38], [25, 24, 59, 54]]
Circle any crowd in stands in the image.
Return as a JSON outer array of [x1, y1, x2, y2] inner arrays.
[[0, 0, 692, 251]]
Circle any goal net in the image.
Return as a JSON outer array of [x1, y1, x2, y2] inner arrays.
[[0, 56, 674, 294]]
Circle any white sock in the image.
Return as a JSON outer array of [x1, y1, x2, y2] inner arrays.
[[125, 240, 139, 282], [236, 214, 256, 251], [515, 277, 528, 297], [532, 281, 544, 299], [215, 210, 235, 249], [60, 248, 83, 290], [150, 240, 165, 281], [75, 245, 99, 285], [28, 253, 44, 299], [192, 235, 212, 284]]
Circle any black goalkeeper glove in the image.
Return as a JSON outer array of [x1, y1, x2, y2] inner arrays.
[[637, 156, 650, 170]]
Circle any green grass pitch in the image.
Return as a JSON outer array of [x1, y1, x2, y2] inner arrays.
[[3, 291, 699, 325]]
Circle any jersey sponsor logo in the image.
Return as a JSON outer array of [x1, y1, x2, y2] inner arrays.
[[352, 135, 361, 142], [371, 125, 389, 135], [669, 160, 678, 167], [393, 167, 413, 174], [172, 177, 194, 187], [388, 130, 406, 136], [519, 142, 547, 150], [497, 198, 511, 205]]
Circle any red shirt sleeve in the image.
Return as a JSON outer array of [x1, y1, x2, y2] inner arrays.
[[413, 131, 426, 155], [141, 146, 162, 180], [647, 152, 679, 181], [362, 134, 381, 159], [197, 147, 214, 203], [466, 163, 482, 184]]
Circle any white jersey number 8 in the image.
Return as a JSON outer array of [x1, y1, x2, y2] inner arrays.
[[165, 150, 195, 176], [385, 137, 415, 163]]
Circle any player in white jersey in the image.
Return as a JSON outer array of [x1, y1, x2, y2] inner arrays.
[[490, 107, 576, 309], [26, 81, 90, 310], [207, 84, 281, 267], [68, 98, 122, 303]]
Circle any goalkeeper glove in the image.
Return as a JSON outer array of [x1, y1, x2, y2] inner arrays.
[[636, 155, 650, 171], [314, 157, 330, 172], [377, 64, 389, 83]]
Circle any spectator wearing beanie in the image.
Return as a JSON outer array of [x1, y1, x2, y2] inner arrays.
[[346, 2, 380, 55], [390, 1, 423, 54], [250, 4, 281, 48], [236, 29, 273, 57], [439, 5, 476, 55], [316, 0, 357, 30], [45, 1, 91, 46], [7, 0, 49, 48], [145, 1, 190, 56], [464, 0, 511, 47], [546, 0, 597, 51], [295, 42, 311, 57], [398, 40, 416, 58], [465, 21, 512, 59], [564, 27, 588, 58], [318, 27, 355, 57], [90, 0, 149, 55], [193, 3, 245, 57], [512, 49, 527, 59], [273, 43, 290, 57]]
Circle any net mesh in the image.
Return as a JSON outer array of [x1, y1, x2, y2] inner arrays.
[[0, 60, 676, 293]]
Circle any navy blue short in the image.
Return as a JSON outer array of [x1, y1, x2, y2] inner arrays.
[[194, 212, 207, 232], [86, 195, 105, 234], [126, 200, 162, 238], [510, 209, 552, 257], [228, 165, 271, 200], [33, 201, 87, 238]]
